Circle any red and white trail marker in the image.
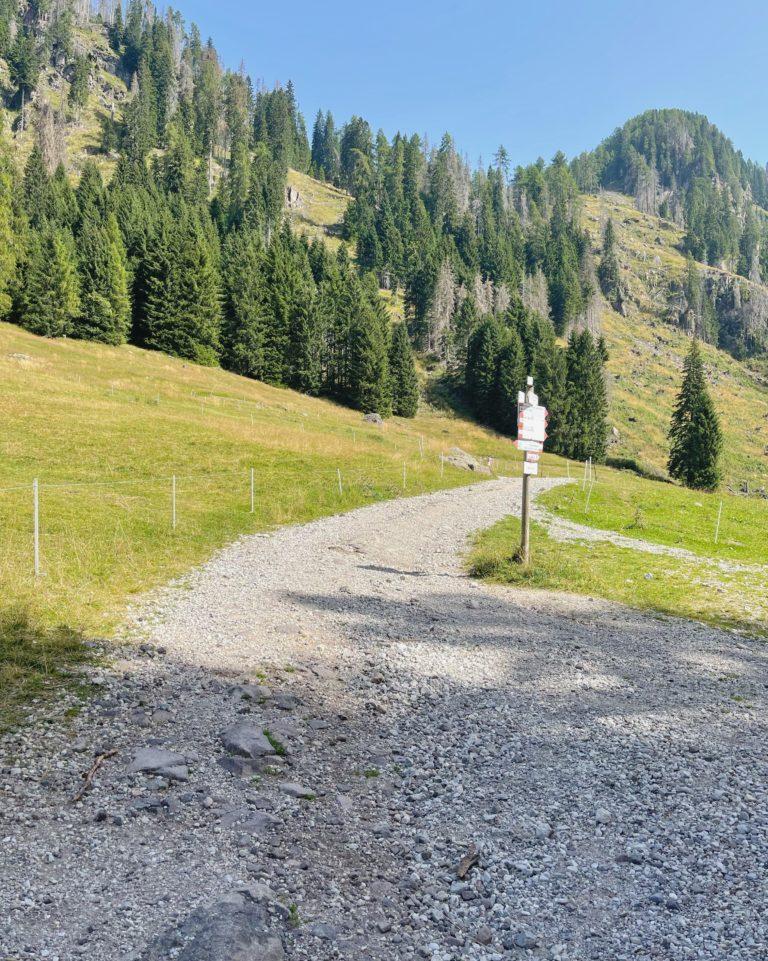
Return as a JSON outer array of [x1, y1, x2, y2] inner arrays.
[[515, 378, 549, 564]]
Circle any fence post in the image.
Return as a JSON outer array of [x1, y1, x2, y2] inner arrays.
[[440, 454, 445, 478], [337, 468, 343, 496], [172, 474, 177, 530], [250, 468, 255, 514], [33, 478, 40, 578], [402, 462, 407, 491], [714, 500, 723, 544]]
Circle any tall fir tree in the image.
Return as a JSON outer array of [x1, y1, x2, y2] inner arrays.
[[75, 212, 131, 344], [668, 339, 723, 491], [563, 329, 609, 462], [597, 217, 622, 311], [388, 323, 419, 417], [143, 209, 222, 366], [18, 226, 81, 337]]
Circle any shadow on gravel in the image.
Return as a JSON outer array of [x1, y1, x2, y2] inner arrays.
[[283, 584, 768, 733]]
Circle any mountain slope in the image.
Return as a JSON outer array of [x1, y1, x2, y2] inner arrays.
[[583, 191, 768, 485]]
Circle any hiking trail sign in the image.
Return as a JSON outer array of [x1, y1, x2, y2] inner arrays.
[[516, 377, 548, 565]]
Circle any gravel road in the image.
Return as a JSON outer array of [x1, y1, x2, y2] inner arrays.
[[2, 477, 766, 961]]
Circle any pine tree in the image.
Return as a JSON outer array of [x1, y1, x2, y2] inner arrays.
[[221, 228, 270, 378], [597, 218, 622, 311], [563, 329, 608, 462], [144, 210, 222, 366], [493, 328, 526, 435], [19, 227, 81, 337], [388, 323, 419, 417], [347, 307, 390, 414], [465, 317, 501, 424], [0, 111, 17, 319], [23, 146, 51, 229], [668, 340, 722, 491], [75, 213, 131, 344]]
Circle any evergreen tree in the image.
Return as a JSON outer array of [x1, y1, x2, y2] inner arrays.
[[75, 212, 131, 344], [19, 227, 81, 337], [143, 210, 222, 366], [388, 323, 419, 417], [465, 317, 501, 424], [668, 340, 722, 490], [493, 328, 526, 435], [221, 228, 270, 378], [0, 112, 18, 319], [597, 218, 622, 310], [347, 307, 390, 414], [562, 329, 609, 462], [23, 146, 51, 229]]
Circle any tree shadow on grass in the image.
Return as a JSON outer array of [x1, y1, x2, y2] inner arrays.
[[0, 605, 96, 735]]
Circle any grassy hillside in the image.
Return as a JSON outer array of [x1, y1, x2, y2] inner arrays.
[[286, 168, 350, 252], [0, 321, 548, 728], [581, 192, 768, 487]]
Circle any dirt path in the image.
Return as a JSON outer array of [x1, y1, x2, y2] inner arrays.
[[2, 478, 766, 961]]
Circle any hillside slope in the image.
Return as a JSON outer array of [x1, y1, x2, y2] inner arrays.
[[290, 171, 768, 486], [583, 192, 768, 486]]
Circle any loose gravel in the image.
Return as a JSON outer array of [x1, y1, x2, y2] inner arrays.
[[1, 478, 767, 960]]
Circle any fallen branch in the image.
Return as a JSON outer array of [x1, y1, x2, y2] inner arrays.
[[456, 843, 479, 879], [71, 749, 118, 804]]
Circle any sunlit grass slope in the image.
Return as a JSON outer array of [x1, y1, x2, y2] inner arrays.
[[286, 168, 351, 252], [582, 193, 768, 486]]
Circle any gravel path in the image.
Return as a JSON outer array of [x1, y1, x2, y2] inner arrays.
[[2, 478, 767, 961]]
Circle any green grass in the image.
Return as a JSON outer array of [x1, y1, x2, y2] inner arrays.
[[473, 462, 768, 637], [541, 467, 768, 566], [0, 321, 538, 728], [470, 514, 768, 637]]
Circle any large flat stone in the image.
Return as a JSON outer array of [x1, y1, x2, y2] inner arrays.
[[127, 748, 189, 782], [221, 723, 276, 760], [136, 894, 284, 961]]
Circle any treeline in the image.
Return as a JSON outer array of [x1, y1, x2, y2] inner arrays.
[[572, 109, 768, 282], [464, 306, 608, 463], [310, 118, 610, 455], [0, 1, 418, 417]]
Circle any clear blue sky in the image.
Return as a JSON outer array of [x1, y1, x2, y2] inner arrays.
[[179, 0, 768, 169]]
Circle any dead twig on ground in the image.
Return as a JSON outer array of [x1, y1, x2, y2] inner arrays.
[[71, 749, 118, 804]]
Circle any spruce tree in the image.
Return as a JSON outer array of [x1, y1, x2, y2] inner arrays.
[[494, 328, 526, 435], [221, 228, 269, 378], [348, 308, 390, 414], [597, 218, 622, 310], [75, 212, 131, 344], [465, 317, 501, 424], [144, 210, 222, 366], [668, 340, 723, 490], [389, 323, 419, 417], [19, 227, 81, 337], [0, 112, 17, 319], [563, 329, 608, 462]]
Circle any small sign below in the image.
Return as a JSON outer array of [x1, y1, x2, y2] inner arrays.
[[516, 438, 544, 453], [523, 460, 539, 476]]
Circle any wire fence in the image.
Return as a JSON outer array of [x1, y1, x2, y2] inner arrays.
[[2, 449, 765, 585], [1, 450, 559, 582]]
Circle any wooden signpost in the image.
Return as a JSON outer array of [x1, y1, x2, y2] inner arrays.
[[515, 377, 548, 565]]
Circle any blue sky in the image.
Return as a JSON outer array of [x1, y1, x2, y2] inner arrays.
[[179, 0, 768, 169]]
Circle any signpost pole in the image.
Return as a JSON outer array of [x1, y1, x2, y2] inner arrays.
[[520, 470, 531, 566], [516, 376, 546, 567]]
